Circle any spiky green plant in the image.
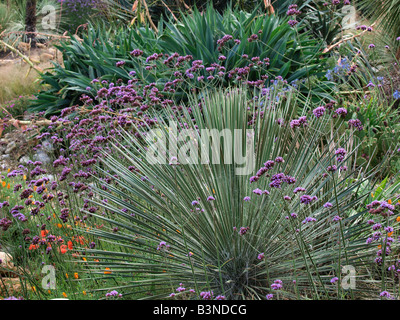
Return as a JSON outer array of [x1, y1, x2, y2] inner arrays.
[[29, 5, 333, 115], [71, 86, 399, 300], [0, 2, 14, 34], [357, 0, 400, 44]]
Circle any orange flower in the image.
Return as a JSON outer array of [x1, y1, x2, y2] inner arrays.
[[62, 292, 67, 298], [1, 181, 5, 187], [74, 273, 79, 279], [74, 236, 85, 245], [83, 291, 87, 296], [29, 244, 38, 250], [41, 230, 49, 238], [6, 183, 10, 189], [388, 232, 394, 237], [67, 241, 74, 250], [59, 245, 68, 254], [65, 273, 69, 279], [388, 199, 392, 204], [396, 216, 400, 222], [104, 268, 112, 274], [57, 223, 63, 228], [82, 257, 87, 262]]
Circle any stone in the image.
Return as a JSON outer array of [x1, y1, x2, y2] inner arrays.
[[40, 53, 54, 62], [33, 151, 51, 164], [0, 278, 27, 297], [18, 156, 31, 164], [41, 139, 54, 153], [0, 252, 18, 277], [44, 174, 55, 182], [5, 141, 17, 154], [17, 42, 31, 52]]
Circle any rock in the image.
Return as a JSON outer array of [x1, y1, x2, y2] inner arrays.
[[41, 139, 54, 153], [33, 151, 51, 165], [18, 156, 31, 164], [17, 42, 31, 52], [44, 174, 55, 182], [1, 154, 10, 160], [0, 278, 27, 297], [40, 53, 54, 62], [5, 141, 17, 154], [0, 252, 18, 277]]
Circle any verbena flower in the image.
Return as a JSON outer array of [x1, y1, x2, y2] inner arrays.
[[271, 279, 283, 290]]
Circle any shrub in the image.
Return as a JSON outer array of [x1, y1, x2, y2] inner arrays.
[[29, 6, 333, 115], [70, 87, 398, 299]]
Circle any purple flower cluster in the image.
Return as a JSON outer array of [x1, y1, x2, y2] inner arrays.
[[270, 279, 283, 290], [290, 116, 307, 129], [300, 195, 318, 205], [157, 241, 170, 251], [105, 290, 122, 298], [287, 4, 301, 16], [312, 106, 326, 118]]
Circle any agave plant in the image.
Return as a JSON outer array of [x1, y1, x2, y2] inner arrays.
[[29, 5, 332, 115], [73, 86, 398, 300]]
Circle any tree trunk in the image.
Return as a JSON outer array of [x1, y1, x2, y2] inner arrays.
[[25, 0, 37, 48]]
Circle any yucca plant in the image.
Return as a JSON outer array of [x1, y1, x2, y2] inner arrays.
[[0, 0, 62, 45], [357, 0, 400, 45], [73, 86, 398, 300], [0, 2, 14, 34]]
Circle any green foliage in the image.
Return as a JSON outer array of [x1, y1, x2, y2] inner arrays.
[[75, 88, 393, 299], [29, 6, 331, 115], [0, 2, 14, 34], [0, 0, 62, 46], [357, 0, 400, 42], [346, 95, 400, 175]]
